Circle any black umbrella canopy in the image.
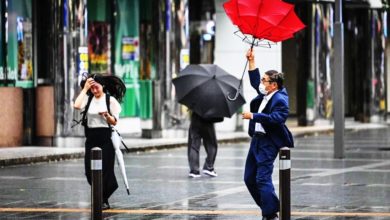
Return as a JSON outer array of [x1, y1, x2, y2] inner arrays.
[[172, 64, 246, 118]]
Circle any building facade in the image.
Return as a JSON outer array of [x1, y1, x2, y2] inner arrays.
[[282, 0, 388, 125], [1, 0, 388, 147], [0, 0, 192, 146]]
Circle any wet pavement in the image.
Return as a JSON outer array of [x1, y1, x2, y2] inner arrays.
[[0, 128, 390, 219]]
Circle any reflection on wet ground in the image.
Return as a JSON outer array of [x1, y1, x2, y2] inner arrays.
[[0, 128, 390, 219]]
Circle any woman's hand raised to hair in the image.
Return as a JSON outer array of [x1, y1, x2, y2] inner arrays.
[[74, 78, 95, 109], [82, 78, 95, 92]]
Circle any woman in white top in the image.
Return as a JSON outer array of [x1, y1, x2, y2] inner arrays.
[[74, 74, 125, 210]]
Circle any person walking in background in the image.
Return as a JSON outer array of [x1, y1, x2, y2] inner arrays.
[[241, 49, 294, 220], [188, 112, 223, 178], [73, 74, 126, 210]]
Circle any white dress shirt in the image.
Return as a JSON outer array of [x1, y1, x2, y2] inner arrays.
[[254, 90, 278, 133]]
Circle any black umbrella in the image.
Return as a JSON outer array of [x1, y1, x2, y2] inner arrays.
[[172, 64, 246, 118]]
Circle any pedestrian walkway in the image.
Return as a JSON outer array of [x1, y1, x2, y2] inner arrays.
[[0, 118, 387, 166], [1, 127, 390, 219]]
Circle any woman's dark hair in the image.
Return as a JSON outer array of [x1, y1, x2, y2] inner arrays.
[[80, 74, 126, 103], [265, 70, 284, 89]]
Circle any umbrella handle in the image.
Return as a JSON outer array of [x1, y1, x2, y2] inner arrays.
[[227, 90, 240, 101]]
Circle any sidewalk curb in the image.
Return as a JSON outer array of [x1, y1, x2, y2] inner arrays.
[[0, 152, 84, 167]]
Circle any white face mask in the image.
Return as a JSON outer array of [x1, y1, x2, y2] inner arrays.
[[259, 83, 268, 95]]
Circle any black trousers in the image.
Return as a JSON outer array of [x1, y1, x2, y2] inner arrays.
[[84, 128, 118, 203], [188, 114, 218, 173]]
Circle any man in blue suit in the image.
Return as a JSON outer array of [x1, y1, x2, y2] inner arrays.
[[242, 49, 294, 220]]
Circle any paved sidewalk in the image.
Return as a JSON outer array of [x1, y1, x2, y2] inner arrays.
[[0, 119, 387, 166]]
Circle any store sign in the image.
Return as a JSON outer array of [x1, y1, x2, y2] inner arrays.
[[114, 63, 138, 79], [78, 47, 88, 75], [0, 67, 16, 80], [180, 48, 189, 70], [121, 37, 139, 61], [78, 46, 88, 84]]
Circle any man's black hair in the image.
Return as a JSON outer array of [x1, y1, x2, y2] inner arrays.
[[265, 70, 284, 89]]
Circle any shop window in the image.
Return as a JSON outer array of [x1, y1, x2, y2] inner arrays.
[[5, 0, 33, 88], [35, 0, 54, 85]]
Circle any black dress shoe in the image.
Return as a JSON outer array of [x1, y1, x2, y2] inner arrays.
[[102, 202, 110, 210]]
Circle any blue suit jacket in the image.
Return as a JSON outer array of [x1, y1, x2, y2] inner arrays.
[[248, 68, 294, 148]]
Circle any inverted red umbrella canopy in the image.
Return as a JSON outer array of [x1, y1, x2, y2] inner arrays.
[[223, 0, 305, 43], [223, 0, 305, 100]]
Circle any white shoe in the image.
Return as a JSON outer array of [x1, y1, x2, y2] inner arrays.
[[202, 169, 218, 177], [188, 172, 201, 178]]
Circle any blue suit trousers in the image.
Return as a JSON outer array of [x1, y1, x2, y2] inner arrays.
[[244, 135, 279, 216]]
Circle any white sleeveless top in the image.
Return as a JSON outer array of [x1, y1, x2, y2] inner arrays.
[[80, 94, 122, 128]]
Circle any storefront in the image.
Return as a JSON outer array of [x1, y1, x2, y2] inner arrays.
[[0, 0, 35, 146], [282, 0, 387, 125], [71, 0, 189, 140], [0, 0, 207, 146], [87, 0, 150, 120], [344, 7, 387, 122]]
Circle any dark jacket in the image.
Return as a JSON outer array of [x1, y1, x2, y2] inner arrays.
[[248, 68, 294, 148], [191, 112, 224, 124]]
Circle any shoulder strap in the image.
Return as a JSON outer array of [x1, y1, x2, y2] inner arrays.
[[81, 95, 94, 127], [71, 94, 93, 128], [106, 93, 111, 115], [105, 93, 118, 124], [105, 93, 112, 128]]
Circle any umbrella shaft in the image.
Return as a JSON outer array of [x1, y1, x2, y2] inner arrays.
[[228, 58, 249, 101], [238, 40, 255, 87]]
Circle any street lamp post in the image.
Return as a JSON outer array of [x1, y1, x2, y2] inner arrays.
[[334, 0, 345, 158]]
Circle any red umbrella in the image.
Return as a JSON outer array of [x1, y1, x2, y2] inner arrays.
[[223, 0, 305, 43], [222, 0, 305, 100]]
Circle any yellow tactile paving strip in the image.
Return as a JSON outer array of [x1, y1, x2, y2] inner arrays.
[[0, 208, 390, 217]]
